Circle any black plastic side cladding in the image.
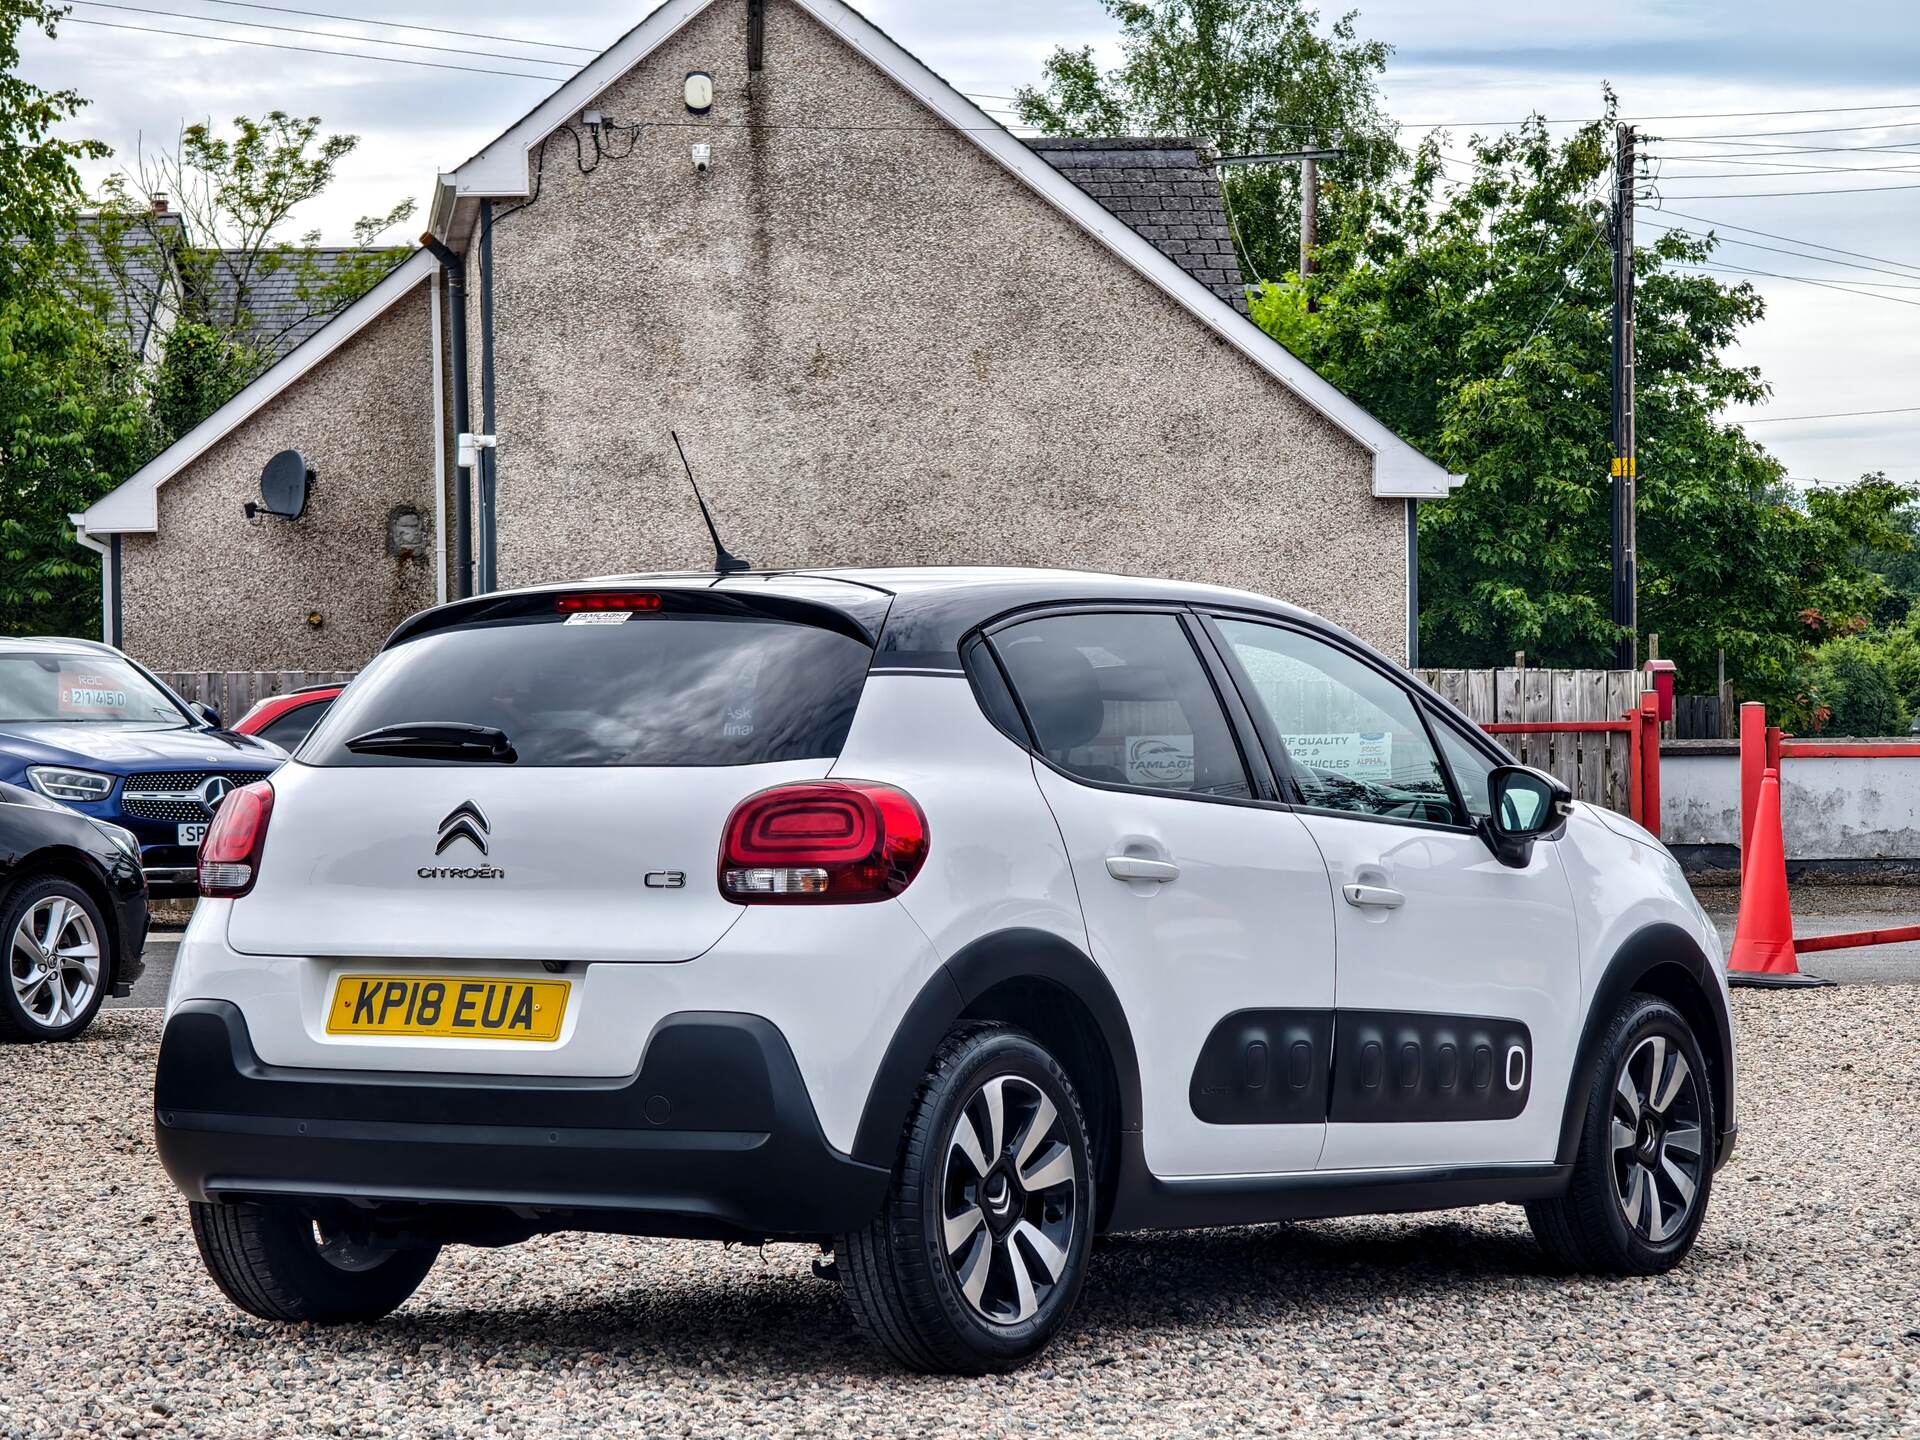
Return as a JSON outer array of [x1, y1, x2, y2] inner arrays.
[[1330, 1010, 1532, 1124], [1188, 1010, 1332, 1124]]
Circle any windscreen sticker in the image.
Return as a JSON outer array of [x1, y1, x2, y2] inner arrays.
[[722, 648, 765, 741], [1126, 734, 1195, 786], [562, 612, 632, 625], [1284, 731, 1393, 780], [58, 669, 133, 715]]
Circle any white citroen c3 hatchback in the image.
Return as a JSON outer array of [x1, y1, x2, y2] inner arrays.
[[157, 568, 1734, 1373]]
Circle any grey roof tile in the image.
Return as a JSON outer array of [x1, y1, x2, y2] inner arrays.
[[1025, 137, 1250, 313], [192, 247, 371, 358]]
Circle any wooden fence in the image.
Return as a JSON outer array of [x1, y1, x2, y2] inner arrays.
[[1417, 668, 1642, 813], [154, 671, 358, 726], [156, 664, 1646, 814]]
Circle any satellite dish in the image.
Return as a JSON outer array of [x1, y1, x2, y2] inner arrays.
[[248, 449, 312, 521]]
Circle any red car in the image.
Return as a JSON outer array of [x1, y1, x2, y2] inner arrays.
[[231, 683, 343, 752]]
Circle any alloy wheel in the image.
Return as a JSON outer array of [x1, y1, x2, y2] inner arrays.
[[940, 1073, 1079, 1324], [1610, 1033, 1706, 1243], [8, 895, 101, 1032]]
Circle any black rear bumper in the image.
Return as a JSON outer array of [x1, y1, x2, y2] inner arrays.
[[154, 1000, 889, 1242]]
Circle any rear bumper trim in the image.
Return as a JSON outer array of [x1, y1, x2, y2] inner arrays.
[[155, 999, 889, 1240]]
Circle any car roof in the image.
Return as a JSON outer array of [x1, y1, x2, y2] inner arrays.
[[6, 636, 123, 656], [385, 566, 1351, 671]]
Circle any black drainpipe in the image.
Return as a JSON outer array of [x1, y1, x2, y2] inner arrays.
[[109, 535, 124, 648], [1405, 500, 1420, 668], [477, 200, 499, 594], [420, 233, 473, 599]]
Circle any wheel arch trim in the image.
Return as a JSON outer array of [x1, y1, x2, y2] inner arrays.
[[1558, 922, 1736, 1169], [850, 927, 1143, 1169]]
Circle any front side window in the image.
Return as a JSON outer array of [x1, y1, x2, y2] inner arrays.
[[1213, 618, 1460, 825], [0, 654, 188, 728], [992, 613, 1251, 799], [1431, 712, 1501, 819]]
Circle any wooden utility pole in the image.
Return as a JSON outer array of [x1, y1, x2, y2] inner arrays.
[[1610, 123, 1639, 671], [1299, 146, 1319, 281], [1214, 144, 1344, 299]]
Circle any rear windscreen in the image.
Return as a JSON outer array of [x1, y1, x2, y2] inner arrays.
[[303, 610, 873, 767]]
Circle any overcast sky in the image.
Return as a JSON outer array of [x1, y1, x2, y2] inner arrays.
[[23, 0, 1920, 487]]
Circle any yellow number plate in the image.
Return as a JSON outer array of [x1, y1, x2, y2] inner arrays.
[[326, 975, 569, 1042]]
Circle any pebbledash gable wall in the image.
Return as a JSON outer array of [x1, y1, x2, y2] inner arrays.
[[119, 284, 438, 669], [467, 0, 1409, 657]]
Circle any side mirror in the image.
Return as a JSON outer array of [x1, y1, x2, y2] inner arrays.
[[189, 702, 222, 730], [1478, 765, 1573, 868]]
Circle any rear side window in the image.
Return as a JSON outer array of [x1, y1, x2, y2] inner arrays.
[[304, 608, 872, 767], [257, 698, 333, 752], [992, 612, 1251, 799]]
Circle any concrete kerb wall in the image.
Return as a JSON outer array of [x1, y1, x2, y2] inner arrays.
[[1663, 738, 1920, 880]]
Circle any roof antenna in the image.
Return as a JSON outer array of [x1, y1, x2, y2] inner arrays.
[[671, 430, 750, 574]]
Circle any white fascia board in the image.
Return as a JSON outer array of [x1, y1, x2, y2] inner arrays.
[[76, 249, 439, 535], [446, 0, 712, 202], [438, 0, 1463, 499]]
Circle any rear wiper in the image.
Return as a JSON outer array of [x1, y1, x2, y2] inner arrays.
[[343, 722, 517, 763]]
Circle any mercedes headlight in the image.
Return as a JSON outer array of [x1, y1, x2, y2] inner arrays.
[[26, 766, 115, 803]]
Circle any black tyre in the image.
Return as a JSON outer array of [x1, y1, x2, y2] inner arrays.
[[189, 1201, 439, 1324], [836, 1023, 1094, 1373], [0, 877, 111, 1043], [1526, 993, 1714, 1275]]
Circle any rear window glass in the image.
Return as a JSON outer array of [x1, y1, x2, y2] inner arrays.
[[304, 612, 872, 767]]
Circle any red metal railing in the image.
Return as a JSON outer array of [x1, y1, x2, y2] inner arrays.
[[1483, 691, 1664, 836], [1737, 701, 1920, 954]]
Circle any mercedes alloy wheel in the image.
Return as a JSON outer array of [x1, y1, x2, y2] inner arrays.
[[1, 880, 110, 1042]]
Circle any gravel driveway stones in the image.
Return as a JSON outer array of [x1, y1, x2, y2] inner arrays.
[[5, 990, 1919, 1437]]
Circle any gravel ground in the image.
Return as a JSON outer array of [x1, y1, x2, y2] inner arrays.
[[5, 995, 1919, 1439]]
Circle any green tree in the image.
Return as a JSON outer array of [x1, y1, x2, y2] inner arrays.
[[0, 2, 152, 636], [1853, 483, 1920, 627], [93, 112, 415, 444], [1249, 102, 1912, 714], [1014, 0, 1399, 284]]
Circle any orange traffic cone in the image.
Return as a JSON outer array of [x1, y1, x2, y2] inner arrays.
[[1727, 767, 1829, 988]]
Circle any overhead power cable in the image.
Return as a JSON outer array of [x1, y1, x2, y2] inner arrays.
[[1654, 139, 1920, 158], [67, 1, 579, 67], [1655, 120, 1920, 142], [1723, 405, 1920, 424], [64, 17, 573, 78], [1647, 207, 1920, 275], [192, 0, 597, 52], [1667, 261, 1920, 309], [1639, 218, 1920, 282], [1648, 156, 1920, 178], [1670, 260, 1920, 290], [1656, 178, 1920, 199]]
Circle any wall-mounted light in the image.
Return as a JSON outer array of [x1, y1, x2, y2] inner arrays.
[[684, 71, 713, 114]]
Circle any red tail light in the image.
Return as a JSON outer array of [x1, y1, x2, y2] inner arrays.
[[719, 781, 928, 904], [198, 781, 274, 898]]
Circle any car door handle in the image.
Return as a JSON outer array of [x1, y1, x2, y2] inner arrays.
[[1343, 883, 1405, 910], [1106, 855, 1180, 883]]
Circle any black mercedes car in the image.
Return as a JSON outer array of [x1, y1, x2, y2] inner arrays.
[[0, 779, 148, 1041]]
